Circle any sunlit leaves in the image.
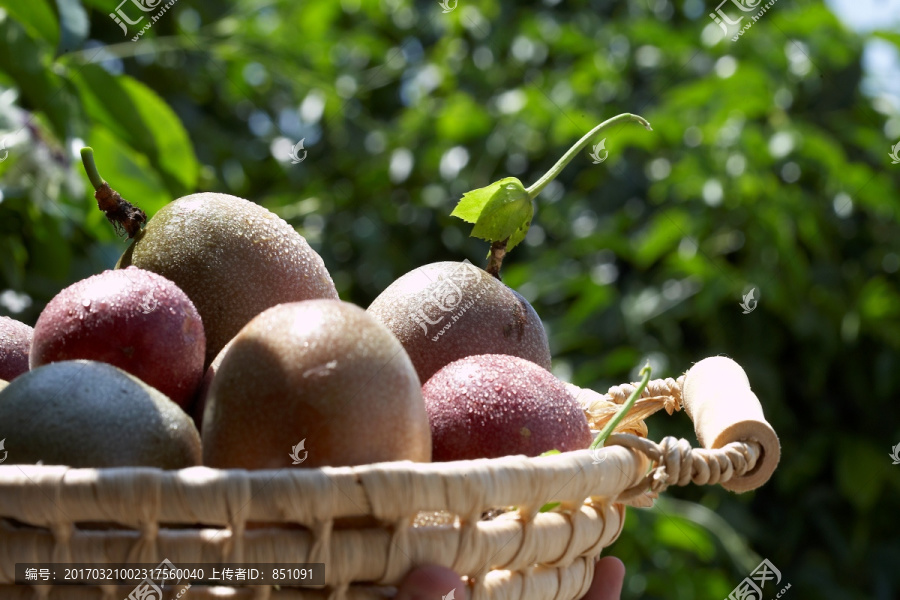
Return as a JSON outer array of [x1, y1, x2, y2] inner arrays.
[[70, 65, 199, 195], [0, 0, 59, 47]]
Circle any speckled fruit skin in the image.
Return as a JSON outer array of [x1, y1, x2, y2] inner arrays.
[[423, 354, 592, 461], [367, 261, 551, 384], [0, 316, 33, 381], [0, 360, 201, 468], [30, 267, 205, 410], [202, 300, 431, 470], [118, 193, 339, 366]]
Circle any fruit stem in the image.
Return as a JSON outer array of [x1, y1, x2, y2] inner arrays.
[[591, 362, 652, 449], [80, 146, 148, 239], [486, 238, 508, 279], [525, 113, 652, 200], [80, 147, 105, 191]]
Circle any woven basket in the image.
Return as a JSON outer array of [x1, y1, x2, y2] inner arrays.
[[0, 356, 780, 600]]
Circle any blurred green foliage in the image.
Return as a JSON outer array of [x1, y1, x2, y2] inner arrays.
[[1, 0, 899, 598]]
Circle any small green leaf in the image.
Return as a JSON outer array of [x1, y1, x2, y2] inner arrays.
[[539, 449, 561, 457], [450, 177, 522, 223], [451, 177, 532, 249]]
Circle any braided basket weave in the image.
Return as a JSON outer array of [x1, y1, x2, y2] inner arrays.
[[0, 356, 780, 600]]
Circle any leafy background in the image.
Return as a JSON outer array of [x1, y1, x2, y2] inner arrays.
[[1, 0, 899, 598]]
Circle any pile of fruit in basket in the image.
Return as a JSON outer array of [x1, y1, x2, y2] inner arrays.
[[0, 115, 654, 474]]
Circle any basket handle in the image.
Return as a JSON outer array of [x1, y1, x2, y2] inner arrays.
[[681, 356, 780, 492]]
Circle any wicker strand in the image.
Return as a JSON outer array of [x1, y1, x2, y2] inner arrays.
[[607, 434, 762, 502], [606, 376, 684, 408]]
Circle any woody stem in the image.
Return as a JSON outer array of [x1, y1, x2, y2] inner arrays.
[[486, 238, 508, 280]]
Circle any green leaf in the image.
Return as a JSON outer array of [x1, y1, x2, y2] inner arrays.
[[0, 0, 59, 46], [436, 93, 492, 143], [504, 215, 531, 253], [872, 30, 900, 49], [0, 237, 28, 290], [836, 437, 886, 510], [451, 177, 532, 250], [78, 0, 116, 9], [55, 0, 89, 55], [28, 217, 71, 280], [0, 15, 76, 139], [633, 209, 690, 269], [69, 64, 199, 194], [450, 178, 519, 223], [653, 515, 716, 561], [859, 277, 900, 321]]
